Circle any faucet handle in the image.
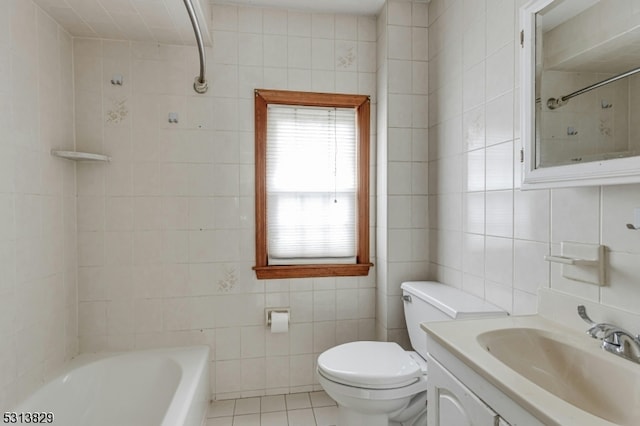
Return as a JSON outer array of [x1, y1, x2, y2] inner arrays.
[[577, 306, 618, 339], [577, 305, 595, 325], [587, 323, 618, 339]]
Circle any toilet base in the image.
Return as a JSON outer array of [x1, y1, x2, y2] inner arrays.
[[392, 391, 428, 426], [393, 405, 428, 426], [336, 405, 428, 426], [338, 405, 391, 426]]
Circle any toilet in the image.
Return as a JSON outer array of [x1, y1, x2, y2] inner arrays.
[[317, 281, 507, 426]]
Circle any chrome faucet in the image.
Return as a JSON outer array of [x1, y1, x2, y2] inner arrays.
[[601, 328, 640, 363], [578, 305, 640, 364]]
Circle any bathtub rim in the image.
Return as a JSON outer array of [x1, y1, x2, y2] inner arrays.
[[14, 345, 211, 426]]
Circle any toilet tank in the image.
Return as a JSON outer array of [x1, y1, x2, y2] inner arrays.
[[401, 281, 507, 359]]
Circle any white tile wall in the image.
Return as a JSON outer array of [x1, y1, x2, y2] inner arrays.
[[0, 0, 77, 412], [428, 0, 640, 316], [72, 5, 378, 400], [376, 1, 430, 346]]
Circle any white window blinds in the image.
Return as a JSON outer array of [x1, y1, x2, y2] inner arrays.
[[266, 105, 357, 264]]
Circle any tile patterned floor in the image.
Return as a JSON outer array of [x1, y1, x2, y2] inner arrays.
[[207, 391, 338, 426]]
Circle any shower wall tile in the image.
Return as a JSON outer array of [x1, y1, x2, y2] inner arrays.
[[73, 4, 377, 401], [0, 1, 77, 412], [429, 0, 640, 317]]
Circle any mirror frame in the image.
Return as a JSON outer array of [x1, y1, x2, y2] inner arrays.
[[521, 0, 640, 189]]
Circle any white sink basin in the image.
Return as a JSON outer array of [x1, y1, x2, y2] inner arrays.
[[477, 327, 640, 425]]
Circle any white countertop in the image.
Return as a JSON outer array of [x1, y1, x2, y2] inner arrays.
[[421, 315, 638, 426]]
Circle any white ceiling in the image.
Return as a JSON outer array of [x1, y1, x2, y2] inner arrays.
[[212, 0, 386, 16], [32, 0, 212, 45], [34, 0, 389, 45]]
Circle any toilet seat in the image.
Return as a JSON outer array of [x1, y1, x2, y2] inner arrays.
[[317, 341, 423, 390], [407, 351, 428, 374], [318, 368, 428, 401]]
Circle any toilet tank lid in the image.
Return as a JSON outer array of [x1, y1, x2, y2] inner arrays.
[[400, 281, 507, 319]]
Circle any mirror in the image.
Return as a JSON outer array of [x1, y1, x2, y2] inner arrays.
[[521, 0, 640, 188]]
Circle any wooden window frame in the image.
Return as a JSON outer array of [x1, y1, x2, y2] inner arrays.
[[253, 89, 373, 280]]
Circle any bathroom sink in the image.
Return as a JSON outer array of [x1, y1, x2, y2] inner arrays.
[[477, 328, 640, 426]]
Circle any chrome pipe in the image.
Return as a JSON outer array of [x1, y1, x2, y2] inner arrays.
[[547, 65, 640, 110], [183, 0, 208, 94]]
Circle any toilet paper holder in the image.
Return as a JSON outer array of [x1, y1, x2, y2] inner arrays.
[[265, 308, 290, 326]]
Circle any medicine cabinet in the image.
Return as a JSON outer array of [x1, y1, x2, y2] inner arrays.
[[521, 0, 640, 188]]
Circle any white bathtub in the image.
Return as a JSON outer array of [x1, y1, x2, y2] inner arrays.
[[15, 346, 210, 426]]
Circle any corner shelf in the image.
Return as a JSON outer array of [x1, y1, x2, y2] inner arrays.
[[51, 150, 111, 162]]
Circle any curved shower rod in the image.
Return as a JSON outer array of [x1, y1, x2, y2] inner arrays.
[[183, 0, 208, 94], [547, 65, 640, 110]]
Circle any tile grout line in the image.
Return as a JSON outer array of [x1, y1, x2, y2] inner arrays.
[[209, 391, 340, 425]]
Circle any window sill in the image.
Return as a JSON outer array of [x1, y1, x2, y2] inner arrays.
[[253, 263, 373, 279]]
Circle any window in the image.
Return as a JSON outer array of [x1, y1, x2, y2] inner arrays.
[[254, 89, 372, 279]]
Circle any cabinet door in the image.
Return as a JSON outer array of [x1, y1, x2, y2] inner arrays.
[[427, 354, 499, 426]]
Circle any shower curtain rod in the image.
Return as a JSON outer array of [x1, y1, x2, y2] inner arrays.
[[183, 0, 208, 94], [546, 65, 640, 109]]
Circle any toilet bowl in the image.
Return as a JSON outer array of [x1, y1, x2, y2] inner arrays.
[[317, 281, 507, 426], [318, 341, 428, 426]]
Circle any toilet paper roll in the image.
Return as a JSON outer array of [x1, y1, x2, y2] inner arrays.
[[270, 312, 289, 333]]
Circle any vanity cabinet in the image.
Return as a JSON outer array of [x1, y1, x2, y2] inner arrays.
[[427, 354, 508, 426], [427, 335, 545, 426]]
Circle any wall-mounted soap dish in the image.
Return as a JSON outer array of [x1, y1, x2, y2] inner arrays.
[[51, 150, 111, 162], [544, 242, 605, 286]]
